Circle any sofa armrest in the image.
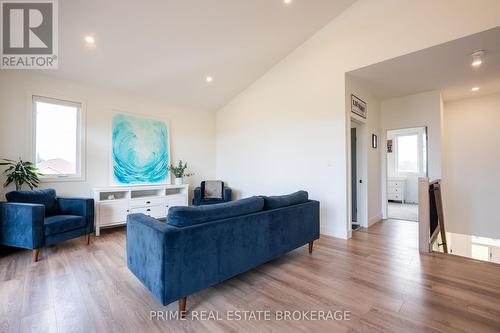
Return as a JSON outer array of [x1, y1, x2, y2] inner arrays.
[[0, 202, 45, 249], [223, 187, 232, 202], [126, 213, 180, 305], [58, 197, 94, 233], [193, 187, 202, 206]]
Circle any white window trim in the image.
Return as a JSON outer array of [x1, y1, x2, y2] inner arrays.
[[30, 93, 86, 182]]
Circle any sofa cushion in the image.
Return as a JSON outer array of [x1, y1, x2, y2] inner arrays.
[[262, 191, 309, 210], [6, 189, 59, 216], [44, 215, 87, 235], [203, 180, 223, 199], [168, 196, 264, 227]]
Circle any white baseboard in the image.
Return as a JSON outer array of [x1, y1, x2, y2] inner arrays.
[[321, 226, 348, 240], [368, 213, 383, 227]]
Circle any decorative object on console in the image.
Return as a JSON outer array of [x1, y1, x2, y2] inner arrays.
[[0, 158, 43, 190], [351, 94, 367, 119], [193, 180, 232, 206], [387, 139, 393, 153], [112, 113, 170, 185], [93, 184, 189, 236], [168, 160, 194, 185], [0, 189, 94, 262]]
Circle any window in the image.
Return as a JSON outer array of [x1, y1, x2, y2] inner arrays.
[[396, 134, 419, 173], [33, 96, 83, 180]]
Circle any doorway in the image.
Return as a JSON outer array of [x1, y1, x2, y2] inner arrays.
[[351, 127, 359, 229], [385, 127, 428, 221], [350, 119, 367, 231]]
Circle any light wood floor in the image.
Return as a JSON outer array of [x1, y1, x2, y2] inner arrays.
[[1, 219, 500, 333]]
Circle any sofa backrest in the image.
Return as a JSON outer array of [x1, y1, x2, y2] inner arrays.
[[168, 196, 264, 227], [5, 188, 59, 216], [262, 191, 309, 210]]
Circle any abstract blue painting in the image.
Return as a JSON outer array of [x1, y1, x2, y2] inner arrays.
[[112, 114, 170, 185]]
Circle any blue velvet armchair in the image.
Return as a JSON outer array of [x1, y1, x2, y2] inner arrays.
[[0, 189, 94, 262], [193, 181, 232, 206]]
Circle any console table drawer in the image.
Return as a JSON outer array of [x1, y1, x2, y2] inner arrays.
[[130, 205, 164, 218], [99, 202, 128, 216], [388, 193, 402, 201], [99, 202, 129, 225], [130, 197, 165, 208], [166, 194, 187, 207]]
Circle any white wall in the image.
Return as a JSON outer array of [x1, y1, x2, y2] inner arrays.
[[381, 91, 443, 178], [443, 93, 500, 239], [216, 0, 500, 238], [0, 71, 216, 200], [346, 76, 382, 229]]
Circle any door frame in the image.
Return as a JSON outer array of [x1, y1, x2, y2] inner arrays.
[[349, 118, 368, 233], [351, 127, 358, 223], [382, 125, 429, 219]]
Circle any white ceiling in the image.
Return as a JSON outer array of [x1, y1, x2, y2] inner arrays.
[[348, 26, 500, 102], [41, 0, 355, 110]]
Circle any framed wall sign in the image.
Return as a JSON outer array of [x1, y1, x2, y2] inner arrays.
[[351, 94, 367, 119]]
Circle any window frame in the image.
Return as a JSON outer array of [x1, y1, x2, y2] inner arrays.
[[394, 132, 425, 176], [31, 94, 86, 182], [394, 132, 422, 175]]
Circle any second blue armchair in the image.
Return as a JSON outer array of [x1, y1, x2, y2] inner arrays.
[[193, 181, 232, 206], [0, 189, 94, 262]]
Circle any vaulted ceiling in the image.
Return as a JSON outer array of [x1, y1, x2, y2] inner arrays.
[[43, 0, 356, 110]]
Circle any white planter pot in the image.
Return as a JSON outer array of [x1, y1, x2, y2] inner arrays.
[[174, 177, 183, 185]]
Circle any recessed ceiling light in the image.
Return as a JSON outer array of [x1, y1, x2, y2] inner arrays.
[[471, 87, 480, 92], [471, 59, 482, 67], [85, 36, 95, 44], [205, 76, 213, 83], [284, 0, 292, 4], [471, 50, 485, 68]]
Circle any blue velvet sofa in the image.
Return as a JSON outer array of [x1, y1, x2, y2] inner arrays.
[[127, 191, 319, 313], [0, 189, 94, 261], [193, 181, 232, 206]]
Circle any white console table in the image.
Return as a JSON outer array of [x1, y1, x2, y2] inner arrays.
[[93, 184, 189, 236]]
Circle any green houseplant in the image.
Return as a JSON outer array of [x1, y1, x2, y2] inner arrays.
[[0, 158, 43, 191], [168, 160, 193, 185]]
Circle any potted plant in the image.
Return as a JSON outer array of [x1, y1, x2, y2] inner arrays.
[[168, 160, 193, 185], [0, 158, 43, 191]]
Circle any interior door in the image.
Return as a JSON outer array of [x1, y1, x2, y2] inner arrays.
[[351, 128, 357, 222]]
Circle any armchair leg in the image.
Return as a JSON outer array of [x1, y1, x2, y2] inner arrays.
[[308, 241, 314, 254], [85, 234, 90, 245], [179, 297, 187, 318], [32, 249, 40, 262]]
